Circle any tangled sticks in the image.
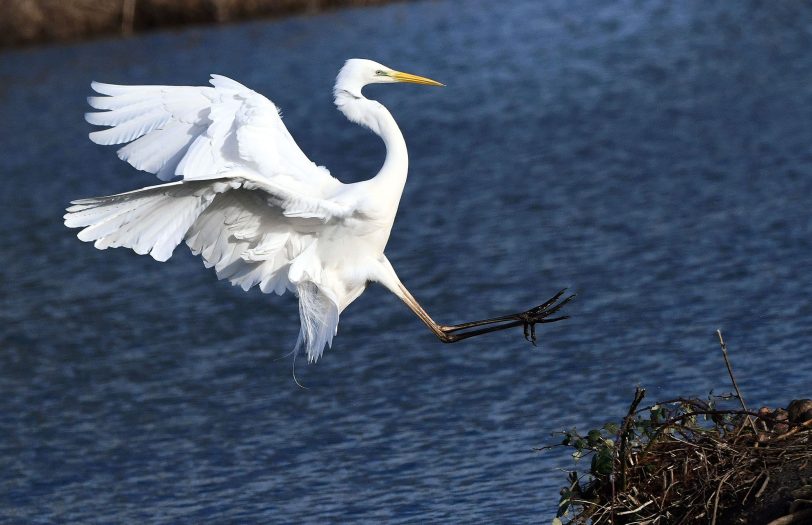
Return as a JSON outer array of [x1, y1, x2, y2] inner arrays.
[[548, 391, 812, 524], [544, 333, 812, 525]]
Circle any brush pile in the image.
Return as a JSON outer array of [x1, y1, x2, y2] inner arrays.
[[546, 389, 812, 524]]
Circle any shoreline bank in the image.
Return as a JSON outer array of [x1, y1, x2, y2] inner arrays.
[[2, 0, 408, 49]]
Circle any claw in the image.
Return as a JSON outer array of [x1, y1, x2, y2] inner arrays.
[[516, 290, 575, 345], [531, 288, 567, 312], [520, 318, 539, 346], [432, 288, 573, 344], [523, 320, 537, 345], [527, 293, 575, 318], [522, 318, 534, 345], [550, 293, 575, 312]]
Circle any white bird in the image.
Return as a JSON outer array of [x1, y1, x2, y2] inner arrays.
[[64, 59, 571, 363]]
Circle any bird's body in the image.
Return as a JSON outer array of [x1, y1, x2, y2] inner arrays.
[[66, 59, 571, 364]]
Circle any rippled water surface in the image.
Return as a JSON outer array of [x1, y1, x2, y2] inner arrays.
[[2, 0, 812, 522]]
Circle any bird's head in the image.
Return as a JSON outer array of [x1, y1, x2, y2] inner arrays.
[[334, 58, 443, 99]]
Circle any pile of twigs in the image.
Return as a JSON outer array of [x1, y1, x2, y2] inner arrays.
[[544, 332, 812, 524]]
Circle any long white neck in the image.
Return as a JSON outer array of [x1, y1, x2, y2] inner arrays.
[[334, 89, 408, 200]]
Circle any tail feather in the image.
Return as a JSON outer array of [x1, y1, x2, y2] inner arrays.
[[295, 282, 340, 363]]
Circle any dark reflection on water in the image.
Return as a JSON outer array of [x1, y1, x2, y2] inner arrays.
[[2, 0, 812, 521]]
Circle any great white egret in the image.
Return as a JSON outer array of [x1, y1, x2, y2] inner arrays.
[[64, 59, 572, 363]]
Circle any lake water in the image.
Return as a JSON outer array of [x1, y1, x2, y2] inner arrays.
[[2, 0, 811, 522]]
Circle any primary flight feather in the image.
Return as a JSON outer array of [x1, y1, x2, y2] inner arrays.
[[66, 59, 572, 364]]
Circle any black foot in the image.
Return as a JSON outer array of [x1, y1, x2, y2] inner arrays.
[[516, 289, 575, 345], [435, 288, 575, 344]]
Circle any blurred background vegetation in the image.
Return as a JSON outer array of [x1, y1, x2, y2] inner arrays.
[[1, 0, 404, 48]]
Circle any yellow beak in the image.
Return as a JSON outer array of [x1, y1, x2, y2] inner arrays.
[[391, 70, 445, 87]]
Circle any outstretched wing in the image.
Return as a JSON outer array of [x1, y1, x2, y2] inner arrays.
[[86, 75, 341, 198], [65, 177, 344, 362], [77, 76, 359, 361]]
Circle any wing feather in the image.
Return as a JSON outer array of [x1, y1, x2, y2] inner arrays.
[[88, 111, 171, 146], [117, 120, 206, 179], [85, 75, 341, 195], [65, 181, 218, 262], [77, 75, 355, 361], [85, 100, 161, 126], [65, 177, 315, 285]]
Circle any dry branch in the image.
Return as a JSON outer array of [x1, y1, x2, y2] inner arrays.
[[544, 334, 811, 524]]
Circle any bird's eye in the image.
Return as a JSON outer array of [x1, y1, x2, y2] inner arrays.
[[375, 70, 386, 76]]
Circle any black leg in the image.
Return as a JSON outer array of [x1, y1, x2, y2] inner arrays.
[[439, 289, 575, 344], [396, 282, 574, 345]]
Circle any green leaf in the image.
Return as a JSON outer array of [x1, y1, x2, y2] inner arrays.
[[591, 447, 614, 476], [587, 429, 602, 446]]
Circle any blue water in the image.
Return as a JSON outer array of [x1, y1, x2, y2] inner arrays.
[[2, 0, 812, 522]]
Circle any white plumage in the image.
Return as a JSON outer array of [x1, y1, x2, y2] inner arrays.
[[66, 60, 443, 362], [66, 59, 572, 364]]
